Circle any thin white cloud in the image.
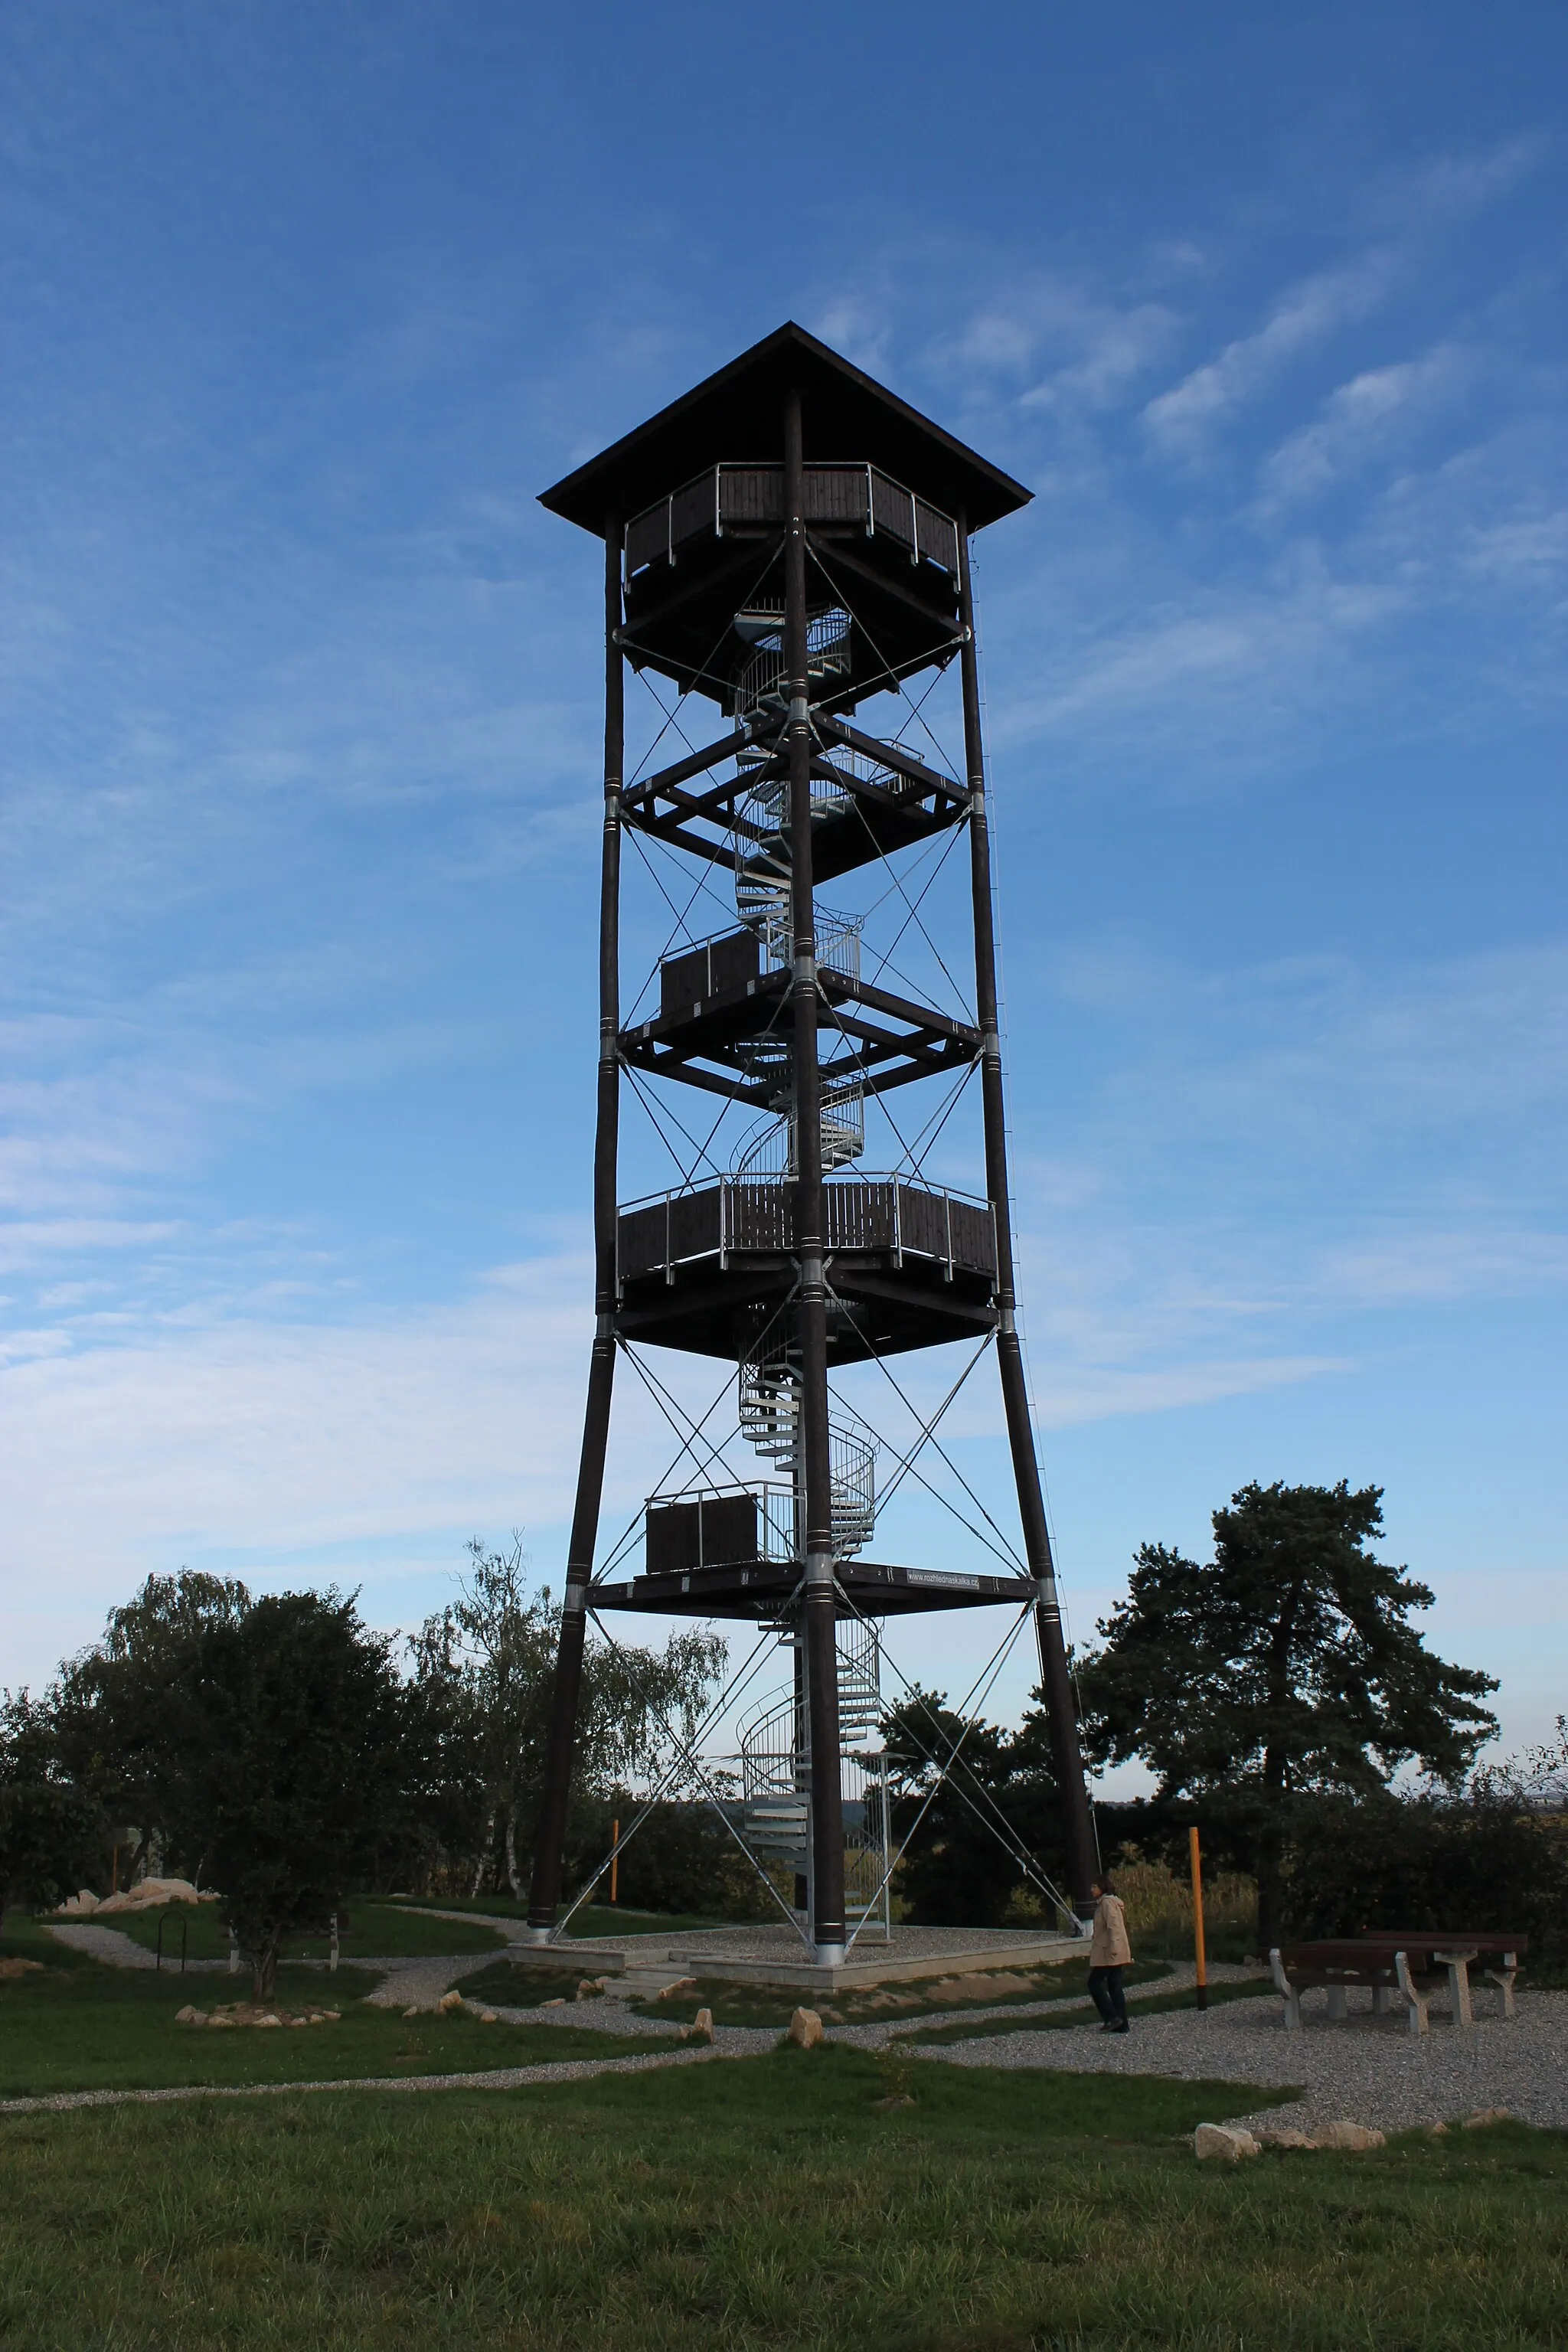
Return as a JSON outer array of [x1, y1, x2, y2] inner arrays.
[[1142, 139, 1541, 462], [0, 1260, 600, 1601], [1257, 343, 1475, 510], [1143, 248, 1401, 456]]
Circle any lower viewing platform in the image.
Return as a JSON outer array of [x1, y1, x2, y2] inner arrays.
[[614, 1176, 998, 1360], [592, 1554, 1037, 1622]]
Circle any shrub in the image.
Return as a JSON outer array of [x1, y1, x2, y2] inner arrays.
[[1279, 1785, 1568, 1968]]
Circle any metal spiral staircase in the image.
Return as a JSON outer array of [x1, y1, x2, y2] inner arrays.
[[730, 627, 875, 1563], [737, 1617, 890, 1939]]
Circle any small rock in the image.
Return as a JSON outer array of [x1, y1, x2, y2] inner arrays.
[[436, 1989, 463, 2014], [479, 2010, 498, 2024], [322, 2011, 340, 2022], [691, 2007, 715, 2043], [575, 1980, 600, 2000], [1253, 2127, 1315, 2150], [255, 2016, 282, 2030], [175, 2004, 199, 2025], [1311, 2122, 1385, 2151], [1194, 2123, 1260, 2162], [1426, 2122, 1449, 2137], [1462, 2108, 1511, 2129], [308, 2014, 326, 2025], [873, 2093, 916, 2111], [541, 1997, 566, 2007], [655, 1977, 697, 2001], [403, 2005, 420, 2019], [787, 2007, 824, 2050]]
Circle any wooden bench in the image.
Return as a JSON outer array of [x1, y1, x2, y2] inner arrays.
[[1270, 1934, 1526, 2036]]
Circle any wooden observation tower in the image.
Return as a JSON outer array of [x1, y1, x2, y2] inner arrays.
[[527, 324, 1098, 1965]]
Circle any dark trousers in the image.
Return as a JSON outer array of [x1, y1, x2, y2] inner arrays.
[[1088, 1965, 1128, 2026]]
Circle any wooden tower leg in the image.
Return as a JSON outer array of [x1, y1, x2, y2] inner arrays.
[[957, 518, 1099, 1921], [527, 515, 624, 1941], [784, 386, 846, 1965]]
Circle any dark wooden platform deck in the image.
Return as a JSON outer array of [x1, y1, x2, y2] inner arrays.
[[613, 1177, 998, 1361]]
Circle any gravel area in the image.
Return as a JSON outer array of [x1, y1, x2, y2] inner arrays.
[[919, 1983, 1568, 2135]]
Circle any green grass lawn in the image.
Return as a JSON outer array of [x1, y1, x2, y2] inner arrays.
[[98, 1897, 506, 1964], [2, 2042, 1563, 2350], [637, 1955, 1173, 2029], [448, 1955, 625, 2010], [901, 1972, 1273, 2045], [387, 1894, 733, 1938], [0, 1919, 668, 2098]]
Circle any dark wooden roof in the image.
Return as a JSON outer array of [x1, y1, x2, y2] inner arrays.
[[539, 322, 1031, 538]]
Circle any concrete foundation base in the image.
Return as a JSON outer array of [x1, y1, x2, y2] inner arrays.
[[505, 1921, 1088, 1997]]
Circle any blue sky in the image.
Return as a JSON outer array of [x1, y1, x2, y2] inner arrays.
[[3, 2, 1564, 1779]]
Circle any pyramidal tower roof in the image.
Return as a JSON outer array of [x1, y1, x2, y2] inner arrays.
[[539, 320, 1031, 537]]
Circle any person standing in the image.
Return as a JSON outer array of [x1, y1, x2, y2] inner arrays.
[[1088, 1874, 1132, 2032]]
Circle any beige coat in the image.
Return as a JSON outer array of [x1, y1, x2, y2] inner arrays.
[[1089, 1892, 1132, 1968]]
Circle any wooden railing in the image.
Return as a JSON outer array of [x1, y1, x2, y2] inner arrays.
[[624, 463, 961, 583], [616, 1177, 995, 1286]]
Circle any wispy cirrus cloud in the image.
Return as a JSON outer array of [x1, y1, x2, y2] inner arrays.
[[1255, 341, 1478, 511], [1141, 139, 1542, 461], [1143, 247, 1403, 456]]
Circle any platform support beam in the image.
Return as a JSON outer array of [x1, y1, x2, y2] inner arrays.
[[786, 384, 847, 1964], [956, 515, 1099, 1919], [527, 513, 625, 1939]]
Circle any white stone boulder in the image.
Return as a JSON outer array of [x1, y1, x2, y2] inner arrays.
[[787, 2007, 824, 2050], [1194, 2123, 1260, 2162], [1311, 2121, 1386, 2151]]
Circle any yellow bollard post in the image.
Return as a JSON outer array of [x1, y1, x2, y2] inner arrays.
[[1189, 1824, 1208, 2011]]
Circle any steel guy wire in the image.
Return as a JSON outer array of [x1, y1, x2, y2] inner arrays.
[[580, 1610, 814, 1949]]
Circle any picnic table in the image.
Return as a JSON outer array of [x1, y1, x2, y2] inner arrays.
[[1270, 1932, 1527, 2036]]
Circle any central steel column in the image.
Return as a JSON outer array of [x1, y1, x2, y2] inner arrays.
[[784, 386, 846, 1963], [956, 516, 1098, 1919], [527, 511, 624, 1939]]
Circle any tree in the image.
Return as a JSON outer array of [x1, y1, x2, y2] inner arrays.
[[408, 1538, 727, 1900], [881, 1686, 1070, 1927], [170, 1591, 407, 1997], [1076, 1481, 1498, 1947], [0, 1691, 104, 1916], [52, 1570, 251, 1880]]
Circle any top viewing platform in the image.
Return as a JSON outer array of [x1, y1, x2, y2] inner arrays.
[[539, 323, 1033, 711]]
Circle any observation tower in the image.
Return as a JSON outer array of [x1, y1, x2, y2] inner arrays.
[[527, 323, 1097, 1967]]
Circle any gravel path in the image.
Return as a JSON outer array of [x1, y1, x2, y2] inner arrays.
[[478, 1957, 1253, 2041], [0, 2043, 732, 2118], [44, 1922, 508, 2008], [44, 1924, 168, 1969], [920, 1984, 1568, 2135], [40, 1921, 1562, 2138]]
